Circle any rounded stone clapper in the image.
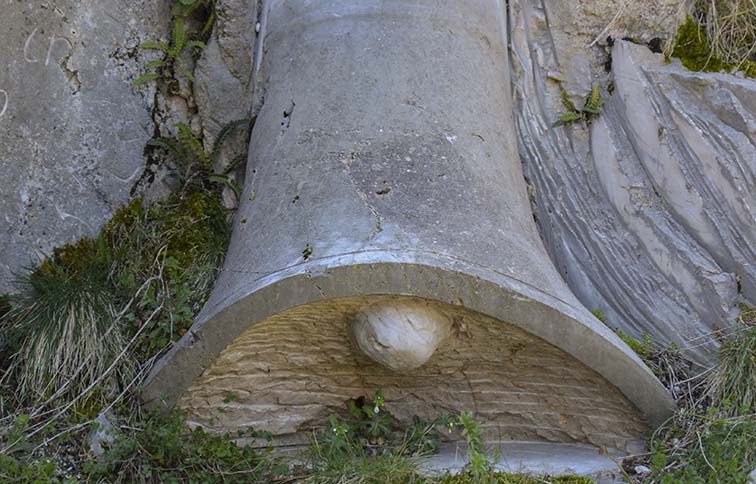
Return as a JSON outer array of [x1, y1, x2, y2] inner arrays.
[[141, 0, 675, 455], [350, 300, 452, 372]]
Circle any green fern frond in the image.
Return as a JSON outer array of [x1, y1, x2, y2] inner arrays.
[[171, 18, 187, 57], [145, 59, 165, 70], [185, 40, 207, 51], [175, 65, 195, 82], [560, 88, 577, 113], [139, 40, 170, 52], [208, 174, 241, 201], [172, 0, 208, 17], [210, 118, 252, 162], [553, 111, 583, 127], [583, 83, 604, 115], [147, 138, 180, 154], [200, 9, 216, 38], [177, 122, 210, 168], [132, 72, 161, 86], [222, 154, 248, 175]]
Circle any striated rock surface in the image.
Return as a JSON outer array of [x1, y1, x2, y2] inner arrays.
[[180, 296, 649, 453], [0, 1, 170, 292], [510, 0, 753, 364]]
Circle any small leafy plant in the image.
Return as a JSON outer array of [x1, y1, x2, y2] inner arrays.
[[457, 411, 495, 482], [83, 410, 279, 483], [134, 17, 206, 86], [553, 83, 605, 127], [148, 119, 251, 202]]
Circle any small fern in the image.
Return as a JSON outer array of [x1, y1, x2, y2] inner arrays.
[[552, 82, 605, 127], [560, 87, 577, 113], [173, 0, 216, 37], [133, 13, 208, 87], [582, 83, 605, 115], [553, 111, 583, 127], [148, 119, 249, 202], [210, 118, 253, 164]]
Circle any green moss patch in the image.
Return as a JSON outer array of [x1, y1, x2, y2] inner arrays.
[[672, 16, 755, 78]]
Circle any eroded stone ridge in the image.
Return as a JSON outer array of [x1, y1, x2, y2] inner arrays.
[[511, 1, 754, 364]]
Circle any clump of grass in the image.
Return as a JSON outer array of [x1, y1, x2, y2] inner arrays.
[[645, 411, 756, 483], [0, 238, 130, 405], [672, 16, 731, 73], [0, 295, 10, 320], [707, 305, 756, 416], [83, 410, 278, 483], [102, 192, 229, 359], [305, 389, 449, 483], [304, 393, 596, 484], [630, 305, 756, 483], [0, 453, 57, 483], [303, 449, 424, 484], [0, 122, 233, 468], [437, 474, 594, 484], [672, 11, 756, 77], [0, 170, 231, 407], [693, 0, 756, 67], [0, 294, 13, 370]]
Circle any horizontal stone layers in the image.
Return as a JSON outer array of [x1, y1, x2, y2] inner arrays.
[[181, 296, 648, 453]]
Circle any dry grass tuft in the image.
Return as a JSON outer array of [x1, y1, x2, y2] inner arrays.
[[693, 0, 756, 67], [707, 304, 756, 416]]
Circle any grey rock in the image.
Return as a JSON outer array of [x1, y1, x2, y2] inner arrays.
[[194, 0, 258, 144], [510, 1, 752, 364], [193, 0, 258, 209], [420, 441, 624, 482], [0, 1, 170, 292], [87, 411, 116, 458]]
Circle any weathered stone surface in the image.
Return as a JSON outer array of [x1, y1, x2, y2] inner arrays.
[[510, 0, 753, 364], [0, 1, 170, 292], [350, 299, 452, 371], [144, 0, 674, 432], [180, 297, 648, 453], [194, 0, 257, 145], [193, 0, 258, 209]]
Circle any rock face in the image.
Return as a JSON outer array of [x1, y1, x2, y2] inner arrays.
[[0, 1, 170, 293], [179, 296, 650, 453], [510, 0, 754, 364], [194, 0, 258, 145]]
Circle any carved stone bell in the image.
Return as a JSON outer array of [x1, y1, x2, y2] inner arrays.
[[143, 0, 674, 453]]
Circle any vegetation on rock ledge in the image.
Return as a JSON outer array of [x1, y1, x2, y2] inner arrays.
[[672, 13, 756, 78]]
